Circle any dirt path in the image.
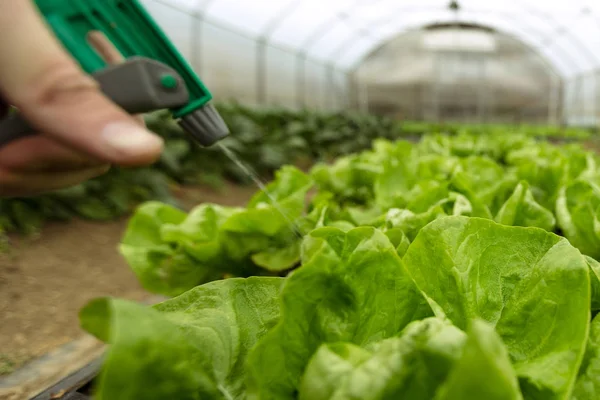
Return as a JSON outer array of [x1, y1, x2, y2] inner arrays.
[[0, 183, 257, 375]]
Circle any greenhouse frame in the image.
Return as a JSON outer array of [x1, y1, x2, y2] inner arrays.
[[140, 0, 600, 126]]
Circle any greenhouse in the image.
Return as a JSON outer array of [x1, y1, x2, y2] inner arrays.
[[139, 0, 600, 125], [2, 0, 600, 399]]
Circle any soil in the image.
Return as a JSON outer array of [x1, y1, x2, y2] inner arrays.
[[0, 182, 257, 375]]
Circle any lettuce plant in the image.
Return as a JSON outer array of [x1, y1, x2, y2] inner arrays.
[[81, 216, 598, 399], [77, 129, 600, 399]]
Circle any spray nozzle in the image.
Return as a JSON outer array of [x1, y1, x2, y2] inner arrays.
[[178, 104, 230, 147]]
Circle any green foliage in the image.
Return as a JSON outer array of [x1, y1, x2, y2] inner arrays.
[[399, 120, 594, 140], [0, 167, 174, 236], [245, 226, 433, 399], [80, 277, 284, 399], [1, 103, 593, 239], [495, 181, 556, 231], [75, 125, 600, 399], [572, 313, 600, 399], [403, 217, 589, 400], [0, 105, 405, 237], [109, 129, 600, 297], [307, 132, 600, 260], [148, 103, 407, 184], [118, 166, 312, 296], [434, 320, 523, 400], [81, 217, 596, 399]]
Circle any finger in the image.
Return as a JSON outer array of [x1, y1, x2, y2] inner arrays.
[[0, 135, 105, 173], [0, 1, 162, 167], [87, 31, 126, 65], [87, 31, 146, 126], [0, 164, 111, 198]]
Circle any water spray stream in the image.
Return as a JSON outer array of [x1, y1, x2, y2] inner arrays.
[[216, 142, 303, 239]]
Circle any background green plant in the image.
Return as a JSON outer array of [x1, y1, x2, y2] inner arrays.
[[0, 103, 594, 238]]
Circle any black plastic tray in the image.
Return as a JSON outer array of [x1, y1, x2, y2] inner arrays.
[[29, 358, 101, 400]]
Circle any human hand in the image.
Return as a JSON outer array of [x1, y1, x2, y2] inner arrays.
[[0, 0, 164, 197]]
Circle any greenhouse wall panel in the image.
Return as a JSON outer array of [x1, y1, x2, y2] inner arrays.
[[596, 70, 600, 124], [265, 46, 298, 108], [200, 23, 259, 105], [331, 70, 351, 110], [303, 59, 326, 110], [114, 1, 600, 124], [564, 71, 600, 126], [136, 0, 352, 110], [140, 0, 194, 62]]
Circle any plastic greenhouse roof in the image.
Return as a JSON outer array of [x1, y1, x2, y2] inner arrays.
[[160, 0, 600, 77]]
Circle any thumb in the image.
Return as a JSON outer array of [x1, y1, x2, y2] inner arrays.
[[0, 0, 163, 166]]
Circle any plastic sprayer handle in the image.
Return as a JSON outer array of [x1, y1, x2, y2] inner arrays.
[[0, 57, 190, 148]]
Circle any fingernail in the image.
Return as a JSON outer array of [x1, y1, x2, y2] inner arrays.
[[101, 122, 163, 155]]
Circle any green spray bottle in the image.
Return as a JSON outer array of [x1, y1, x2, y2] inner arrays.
[[0, 0, 229, 147]]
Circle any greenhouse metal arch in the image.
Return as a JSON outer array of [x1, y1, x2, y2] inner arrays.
[[143, 0, 600, 126]]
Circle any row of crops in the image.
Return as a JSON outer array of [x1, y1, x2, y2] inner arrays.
[[0, 102, 593, 238], [0, 104, 406, 237], [77, 124, 600, 399]]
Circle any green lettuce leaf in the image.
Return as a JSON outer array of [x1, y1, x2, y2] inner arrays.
[[298, 343, 372, 400], [80, 277, 284, 400], [586, 256, 600, 313], [403, 216, 590, 400], [401, 180, 451, 213], [451, 156, 517, 214], [119, 202, 210, 296], [345, 205, 385, 226], [160, 203, 240, 262], [448, 173, 494, 219], [507, 144, 568, 210], [384, 227, 411, 257], [219, 166, 312, 264], [223, 165, 312, 237], [385, 205, 448, 241], [119, 167, 314, 296], [417, 154, 460, 182], [311, 155, 379, 206], [556, 179, 600, 259], [298, 317, 466, 400], [495, 181, 556, 231], [245, 226, 433, 400], [434, 319, 523, 400], [121, 201, 187, 247], [251, 240, 301, 272], [374, 141, 418, 209], [571, 313, 600, 400]]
